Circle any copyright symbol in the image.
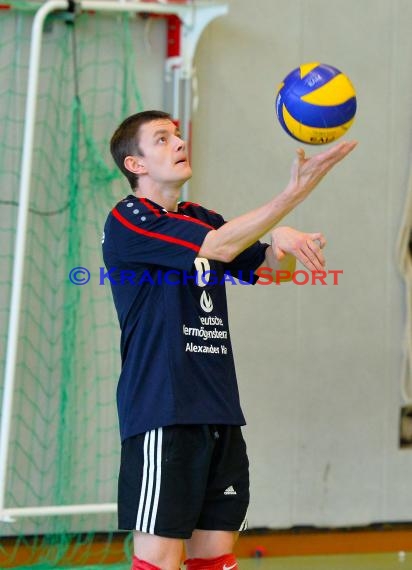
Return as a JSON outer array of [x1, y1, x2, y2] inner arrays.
[[69, 267, 90, 285]]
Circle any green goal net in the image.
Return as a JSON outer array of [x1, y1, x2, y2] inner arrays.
[[0, 3, 145, 567]]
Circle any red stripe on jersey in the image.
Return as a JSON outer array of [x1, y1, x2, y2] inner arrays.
[[179, 201, 200, 209], [112, 208, 201, 253], [140, 197, 161, 217], [166, 212, 215, 230], [179, 201, 218, 216]]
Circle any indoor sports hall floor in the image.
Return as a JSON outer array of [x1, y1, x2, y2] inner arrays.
[[238, 552, 412, 570], [10, 553, 411, 570], [4, 528, 412, 569]]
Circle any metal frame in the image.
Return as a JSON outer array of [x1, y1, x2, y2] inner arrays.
[[0, 0, 228, 522]]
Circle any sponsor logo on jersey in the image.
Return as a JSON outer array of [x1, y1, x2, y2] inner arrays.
[[200, 290, 213, 313]]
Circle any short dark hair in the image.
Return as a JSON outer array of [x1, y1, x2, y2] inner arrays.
[[110, 110, 172, 190]]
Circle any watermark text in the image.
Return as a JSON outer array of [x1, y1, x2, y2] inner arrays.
[[68, 266, 343, 286]]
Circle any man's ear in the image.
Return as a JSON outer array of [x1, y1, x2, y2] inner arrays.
[[124, 155, 147, 175]]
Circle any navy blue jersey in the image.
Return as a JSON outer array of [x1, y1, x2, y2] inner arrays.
[[102, 195, 268, 441]]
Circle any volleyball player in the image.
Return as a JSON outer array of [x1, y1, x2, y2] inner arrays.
[[103, 110, 356, 570]]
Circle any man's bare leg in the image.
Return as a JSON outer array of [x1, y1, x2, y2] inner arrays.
[[184, 530, 239, 570], [133, 531, 183, 570]]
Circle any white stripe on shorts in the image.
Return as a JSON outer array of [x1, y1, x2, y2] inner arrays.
[[239, 513, 248, 532], [150, 428, 162, 533], [135, 428, 163, 533]]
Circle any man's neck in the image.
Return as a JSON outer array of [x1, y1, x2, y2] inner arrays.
[[134, 185, 182, 212]]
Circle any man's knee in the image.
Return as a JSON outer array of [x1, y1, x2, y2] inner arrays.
[[133, 531, 183, 570]]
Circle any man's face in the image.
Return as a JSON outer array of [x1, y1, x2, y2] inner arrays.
[[136, 119, 192, 186]]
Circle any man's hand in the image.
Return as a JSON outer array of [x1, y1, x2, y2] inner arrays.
[[199, 140, 356, 264], [287, 140, 357, 199], [271, 226, 326, 272]]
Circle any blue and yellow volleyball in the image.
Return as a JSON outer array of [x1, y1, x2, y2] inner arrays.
[[275, 62, 357, 145]]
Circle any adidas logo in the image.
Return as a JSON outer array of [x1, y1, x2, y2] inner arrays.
[[224, 485, 237, 496]]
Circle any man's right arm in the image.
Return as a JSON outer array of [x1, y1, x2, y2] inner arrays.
[[198, 140, 357, 263]]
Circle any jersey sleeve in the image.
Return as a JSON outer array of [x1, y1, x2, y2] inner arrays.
[[224, 241, 270, 284], [107, 199, 214, 271], [186, 205, 269, 285]]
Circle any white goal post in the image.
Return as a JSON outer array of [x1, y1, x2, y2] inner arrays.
[[0, 0, 228, 523]]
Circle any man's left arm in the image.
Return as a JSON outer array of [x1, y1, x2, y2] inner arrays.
[[257, 226, 327, 283]]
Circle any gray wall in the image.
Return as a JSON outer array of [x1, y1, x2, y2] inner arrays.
[[191, 0, 412, 528]]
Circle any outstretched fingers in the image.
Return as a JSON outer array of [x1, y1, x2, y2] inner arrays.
[[290, 139, 358, 194], [314, 140, 358, 169]]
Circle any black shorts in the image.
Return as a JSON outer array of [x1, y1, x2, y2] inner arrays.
[[118, 425, 249, 539]]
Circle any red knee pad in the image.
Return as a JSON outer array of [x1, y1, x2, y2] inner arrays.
[[184, 553, 238, 570], [132, 555, 162, 570]]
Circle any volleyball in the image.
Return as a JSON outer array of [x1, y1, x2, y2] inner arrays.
[[275, 62, 357, 145]]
